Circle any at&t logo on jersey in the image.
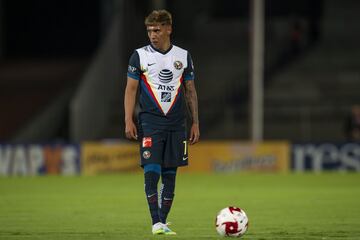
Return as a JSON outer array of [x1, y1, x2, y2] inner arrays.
[[157, 84, 175, 91], [159, 69, 173, 83]]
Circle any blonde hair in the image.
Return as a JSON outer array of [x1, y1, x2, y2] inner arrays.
[[145, 9, 172, 26]]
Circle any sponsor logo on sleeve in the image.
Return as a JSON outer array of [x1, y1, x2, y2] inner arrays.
[[128, 65, 137, 73]]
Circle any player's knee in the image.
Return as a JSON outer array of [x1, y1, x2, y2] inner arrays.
[[161, 167, 177, 178], [144, 164, 161, 193], [145, 173, 159, 189]]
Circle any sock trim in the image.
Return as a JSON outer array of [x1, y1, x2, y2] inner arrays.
[[144, 163, 161, 174]]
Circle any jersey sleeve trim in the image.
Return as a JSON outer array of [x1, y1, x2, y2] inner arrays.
[[127, 51, 141, 80], [183, 51, 195, 81], [184, 74, 195, 81], [127, 72, 140, 80]]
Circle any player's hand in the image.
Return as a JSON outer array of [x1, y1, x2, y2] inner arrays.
[[125, 120, 138, 140], [189, 123, 200, 145]]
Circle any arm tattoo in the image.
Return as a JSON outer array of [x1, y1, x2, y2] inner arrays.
[[185, 80, 199, 124]]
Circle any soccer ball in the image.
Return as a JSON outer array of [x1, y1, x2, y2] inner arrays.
[[215, 207, 249, 237]]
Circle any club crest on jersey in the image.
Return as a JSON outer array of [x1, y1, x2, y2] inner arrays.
[[143, 150, 151, 159], [142, 137, 152, 147], [174, 60, 183, 70], [159, 69, 173, 83]]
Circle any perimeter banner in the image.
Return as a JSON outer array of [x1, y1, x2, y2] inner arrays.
[[81, 141, 290, 174], [81, 142, 139, 175], [182, 141, 290, 173], [292, 142, 360, 171], [0, 144, 80, 176]]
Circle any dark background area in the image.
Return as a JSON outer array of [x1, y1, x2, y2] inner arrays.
[[2, 0, 359, 143], [2, 0, 100, 58], [1, 0, 322, 58]]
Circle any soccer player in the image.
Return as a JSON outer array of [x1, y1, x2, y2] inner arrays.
[[124, 10, 200, 235]]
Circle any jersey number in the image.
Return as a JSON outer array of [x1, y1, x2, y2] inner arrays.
[[183, 140, 187, 156]]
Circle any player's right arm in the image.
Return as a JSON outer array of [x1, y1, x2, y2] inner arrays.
[[124, 51, 141, 140], [124, 77, 139, 140]]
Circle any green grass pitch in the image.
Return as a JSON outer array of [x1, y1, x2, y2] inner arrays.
[[1, 173, 360, 239]]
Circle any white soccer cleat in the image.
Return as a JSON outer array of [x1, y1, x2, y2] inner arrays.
[[152, 222, 165, 235]]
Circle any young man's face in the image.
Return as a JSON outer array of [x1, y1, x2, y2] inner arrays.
[[146, 23, 171, 50]]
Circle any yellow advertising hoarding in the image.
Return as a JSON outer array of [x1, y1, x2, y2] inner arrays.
[[82, 142, 140, 175], [181, 141, 290, 173], [81, 141, 290, 174]]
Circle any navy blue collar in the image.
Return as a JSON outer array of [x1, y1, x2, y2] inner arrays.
[[150, 44, 173, 55]]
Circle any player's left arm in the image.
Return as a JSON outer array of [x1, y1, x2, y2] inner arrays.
[[184, 80, 200, 145]]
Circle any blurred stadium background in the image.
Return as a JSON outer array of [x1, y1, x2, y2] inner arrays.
[[0, 0, 360, 239], [1, 0, 359, 143], [1, 0, 359, 173]]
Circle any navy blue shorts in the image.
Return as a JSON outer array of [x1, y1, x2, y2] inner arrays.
[[139, 128, 188, 168]]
